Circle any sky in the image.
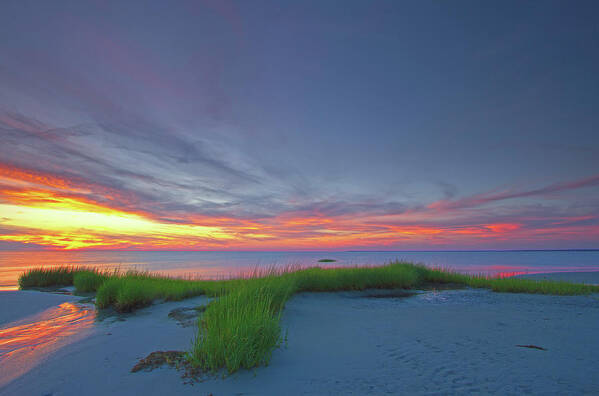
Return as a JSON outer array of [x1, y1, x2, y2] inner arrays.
[[0, 0, 598, 251]]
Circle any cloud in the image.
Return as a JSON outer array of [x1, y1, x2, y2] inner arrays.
[[0, 111, 276, 216], [428, 174, 599, 211], [1, 112, 599, 250], [0, 240, 43, 250]]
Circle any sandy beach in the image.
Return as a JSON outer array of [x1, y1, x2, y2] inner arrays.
[[1, 272, 598, 395]]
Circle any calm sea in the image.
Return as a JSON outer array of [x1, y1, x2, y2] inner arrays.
[[2, 250, 599, 290]]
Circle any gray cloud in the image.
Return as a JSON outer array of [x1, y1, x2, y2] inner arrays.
[[0, 111, 306, 220]]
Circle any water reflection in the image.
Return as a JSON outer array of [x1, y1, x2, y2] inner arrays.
[[0, 302, 95, 387], [494, 271, 528, 278]]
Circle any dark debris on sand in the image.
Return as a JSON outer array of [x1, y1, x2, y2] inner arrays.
[[168, 305, 207, 327], [131, 351, 187, 373], [131, 350, 210, 385], [516, 344, 548, 351]]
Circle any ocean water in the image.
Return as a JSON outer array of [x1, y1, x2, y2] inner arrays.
[[1, 250, 599, 290]]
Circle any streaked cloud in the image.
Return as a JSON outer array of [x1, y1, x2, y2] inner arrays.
[[1, 149, 598, 250], [1, 1, 598, 250], [428, 175, 599, 211]]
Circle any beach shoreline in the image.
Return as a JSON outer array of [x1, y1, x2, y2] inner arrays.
[[1, 270, 598, 395]]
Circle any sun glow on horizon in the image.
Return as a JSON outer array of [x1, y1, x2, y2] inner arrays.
[[0, 163, 598, 250], [0, 202, 233, 250]]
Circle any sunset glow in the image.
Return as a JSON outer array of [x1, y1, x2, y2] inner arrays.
[[0, 160, 597, 250], [1, 0, 598, 252]]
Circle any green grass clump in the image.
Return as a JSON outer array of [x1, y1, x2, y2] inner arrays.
[[95, 273, 215, 312], [18, 266, 81, 289], [188, 276, 296, 373], [292, 262, 421, 292], [416, 266, 599, 295], [73, 270, 110, 292], [482, 277, 599, 295], [416, 266, 472, 284], [317, 258, 336, 262]]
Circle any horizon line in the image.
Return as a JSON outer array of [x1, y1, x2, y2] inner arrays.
[[1, 248, 598, 253]]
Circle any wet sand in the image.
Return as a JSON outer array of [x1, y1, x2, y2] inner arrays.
[[0, 290, 82, 324], [0, 292, 95, 388], [1, 272, 598, 395]]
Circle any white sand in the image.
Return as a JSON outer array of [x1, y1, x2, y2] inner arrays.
[[1, 274, 598, 395]]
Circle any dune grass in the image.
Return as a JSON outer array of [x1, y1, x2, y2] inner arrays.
[[73, 270, 112, 292], [292, 263, 421, 292], [95, 273, 220, 312], [18, 266, 83, 289], [18, 261, 599, 375], [17, 267, 219, 311], [417, 266, 599, 295], [188, 276, 296, 373], [480, 277, 599, 295]]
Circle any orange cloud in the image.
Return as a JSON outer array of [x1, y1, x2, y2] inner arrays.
[[1, 162, 597, 250], [0, 164, 74, 191]]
